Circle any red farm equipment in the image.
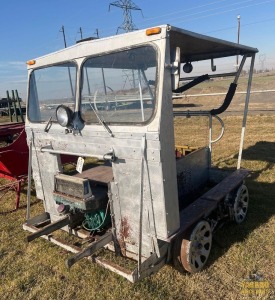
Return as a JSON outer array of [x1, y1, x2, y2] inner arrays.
[[0, 122, 28, 211]]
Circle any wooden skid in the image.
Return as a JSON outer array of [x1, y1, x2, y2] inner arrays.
[[23, 218, 138, 282], [23, 217, 167, 283]]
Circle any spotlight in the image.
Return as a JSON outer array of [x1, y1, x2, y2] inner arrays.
[[56, 105, 73, 127], [183, 62, 193, 73]]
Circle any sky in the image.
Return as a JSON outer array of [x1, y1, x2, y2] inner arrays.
[[0, 0, 275, 99]]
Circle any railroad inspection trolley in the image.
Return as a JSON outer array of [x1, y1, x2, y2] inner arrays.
[[23, 25, 257, 282]]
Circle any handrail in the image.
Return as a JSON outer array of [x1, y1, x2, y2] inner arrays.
[[211, 115, 225, 144], [179, 72, 237, 81], [40, 145, 116, 162], [173, 74, 210, 93], [210, 83, 237, 115]]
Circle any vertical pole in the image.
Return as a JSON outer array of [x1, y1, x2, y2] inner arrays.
[[236, 15, 241, 71], [79, 27, 91, 96], [26, 138, 33, 220], [15, 181, 21, 210], [12, 90, 19, 122], [209, 114, 212, 168], [79, 27, 83, 39], [138, 69, 145, 121], [85, 68, 91, 96], [15, 90, 24, 122], [6, 91, 13, 122], [101, 68, 107, 96], [60, 25, 67, 48], [140, 69, 153, 100], [237, 54, 255, 169], [138, 135, 145, 276], [60, 25, 74, 99]]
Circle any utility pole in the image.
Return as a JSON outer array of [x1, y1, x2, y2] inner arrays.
[[79, 27, 83, 39], [60, 25, 67, 48], [236, 15, 241, 71], [109, 0, 143, 33], [60, 25, 74, 97], [259, 54, 266, 72]]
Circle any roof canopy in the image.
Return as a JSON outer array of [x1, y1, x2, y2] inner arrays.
[[169, 26, 258, 63]]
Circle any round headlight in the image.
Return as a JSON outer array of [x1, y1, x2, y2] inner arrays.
[[56, 105, 73, 127]]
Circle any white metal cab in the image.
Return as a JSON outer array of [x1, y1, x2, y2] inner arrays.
[[24, 25, 257, 282]]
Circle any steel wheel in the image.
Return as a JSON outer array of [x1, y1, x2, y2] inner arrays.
[[233, 185, 249, 224], [180, 220, 212, 273]]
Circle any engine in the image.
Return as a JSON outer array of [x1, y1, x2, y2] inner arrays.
[[53, 173, 111, 231]]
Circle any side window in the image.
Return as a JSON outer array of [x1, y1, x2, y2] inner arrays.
[[81, 46, 157, 124], [28, 62, 77, 122]]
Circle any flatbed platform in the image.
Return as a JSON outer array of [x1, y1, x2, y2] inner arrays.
[[179, 169, 248, 233]]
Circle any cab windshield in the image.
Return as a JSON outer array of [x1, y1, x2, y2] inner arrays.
[[28, 62, 77, 122], [81, 45, 157, 124]]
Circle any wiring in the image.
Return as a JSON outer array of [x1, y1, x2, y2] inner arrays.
[[82, 200, 110, 231]]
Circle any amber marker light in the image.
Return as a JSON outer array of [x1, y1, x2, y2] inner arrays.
[[146, 27, 161, 36], [26, 60, 36, 66]]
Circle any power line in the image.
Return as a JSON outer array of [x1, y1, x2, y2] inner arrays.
[[155, 0, 275, 26], [204, 17, 275, 34], [101, 1, 275, 37], [139, 0, 235, 23], [134, 0, 275, 28]]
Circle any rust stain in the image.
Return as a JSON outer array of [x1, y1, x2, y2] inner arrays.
[[118, 217, 131, 256], [120, 217, 130, 239]]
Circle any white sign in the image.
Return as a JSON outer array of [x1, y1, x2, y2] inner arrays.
[[76, 157, 84, 173]]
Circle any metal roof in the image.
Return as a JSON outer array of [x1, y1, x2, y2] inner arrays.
[[169, 25, 258, 63]]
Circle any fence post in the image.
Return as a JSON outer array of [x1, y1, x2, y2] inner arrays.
[[6, 91, 13, 122], [15, 90, 24, 122], [11, 90, 19, 122]]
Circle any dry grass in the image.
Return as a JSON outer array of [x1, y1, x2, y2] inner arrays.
[[0, 114, 274, 300], [0, 74, 274, 299]]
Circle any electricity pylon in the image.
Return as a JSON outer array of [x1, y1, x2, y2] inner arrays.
[[109, 0, 143, 33]]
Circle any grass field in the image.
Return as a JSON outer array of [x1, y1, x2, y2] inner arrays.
[[0, 74, 274, 299]]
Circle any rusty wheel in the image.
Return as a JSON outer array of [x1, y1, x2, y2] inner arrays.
[[179, 220, 212, 273], [233, 185, 249, 224]]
